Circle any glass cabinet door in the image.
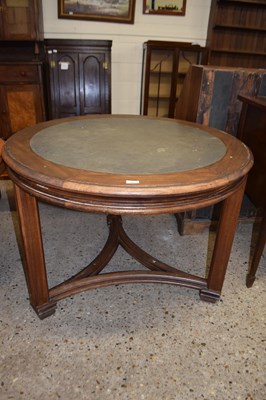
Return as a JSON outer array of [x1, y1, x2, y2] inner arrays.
[[175, 49, 204, 103], [147, 49, 174, 117]]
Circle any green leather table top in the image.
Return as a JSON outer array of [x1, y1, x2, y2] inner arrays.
[[30, 118, 226, 175]]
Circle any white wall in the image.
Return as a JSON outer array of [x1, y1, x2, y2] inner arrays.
[[42, 0, 211, 115]]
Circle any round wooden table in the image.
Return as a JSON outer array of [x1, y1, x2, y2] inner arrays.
[[3, 115, 253, 319]]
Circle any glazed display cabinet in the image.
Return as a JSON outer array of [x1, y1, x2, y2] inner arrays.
[[140, 40, 208, 118]]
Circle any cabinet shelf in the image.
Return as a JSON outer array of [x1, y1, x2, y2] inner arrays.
[[214, 24, 266, 32], [150, 70, 172, 75], [148, 95, 170, 100], [211, 49, 266, 56], [219, 0, 266, 6]]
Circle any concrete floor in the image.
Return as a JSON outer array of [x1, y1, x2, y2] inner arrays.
[[0, 180, 265, 400]]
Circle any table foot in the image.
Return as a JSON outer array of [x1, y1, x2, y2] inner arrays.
[[199, 289, 220, 303], [33, 301, 57, 320], [246, 274, 256, 288]]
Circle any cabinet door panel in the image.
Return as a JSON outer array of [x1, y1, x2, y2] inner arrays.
[[1, 0, 36, 40], [57, 54, 79, 116], [48, 53, 80, 119], [7, 89, 36, 132], [80, 53, 107, 114], [0, 85, 44, 140]]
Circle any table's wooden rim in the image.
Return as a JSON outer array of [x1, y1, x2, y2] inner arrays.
[[3, 115, 253, 197]]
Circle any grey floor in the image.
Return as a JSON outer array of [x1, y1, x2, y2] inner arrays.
[[0, 180, 265, 400]]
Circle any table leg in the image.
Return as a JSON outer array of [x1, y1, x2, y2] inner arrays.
[[200, 178, 247, 302], [14, 184, 56, 319]]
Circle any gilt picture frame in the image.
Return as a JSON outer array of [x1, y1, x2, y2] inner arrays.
[[143, 0, 186, 16], [58, 0, 136, 24]]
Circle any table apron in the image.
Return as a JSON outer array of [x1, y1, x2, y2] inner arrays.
[[8, 168, 247, 215]]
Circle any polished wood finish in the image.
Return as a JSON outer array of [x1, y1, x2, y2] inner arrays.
[[0, 138, 4, 173], [44, 39, 112, 119], [3, 115, 253, 318], [0, 0, 43, 41], [0, 138, 5, 198], [206, 0, 266, 68], [0, 62, 46, 140], [237, 95, 266, 286], [140, 41, 208, 118]]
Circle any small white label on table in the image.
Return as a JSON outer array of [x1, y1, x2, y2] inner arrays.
[[126, 180, 140, 184]]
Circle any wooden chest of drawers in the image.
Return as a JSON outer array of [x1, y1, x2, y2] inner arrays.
[[0, 62, 46, 140]]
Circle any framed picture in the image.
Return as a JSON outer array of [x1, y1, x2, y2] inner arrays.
[[143, 0, 186, 16], [58, 0, 136, 24]]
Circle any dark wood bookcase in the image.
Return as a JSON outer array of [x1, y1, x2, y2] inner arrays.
[[206, 0, 266, 68]]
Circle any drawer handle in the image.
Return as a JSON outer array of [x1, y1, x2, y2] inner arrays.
[[20, 71, 26, 76]]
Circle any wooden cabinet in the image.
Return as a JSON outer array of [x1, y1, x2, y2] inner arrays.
[[140, 40, 208, 118], [45, 40, 112, 119], [0, 0, 43, 41], [175, 65, 266, 136], [237, 95, 266, 286], [0, 62, 46, 140], [0, 0, 45, 141], [175, 65, 266, 234], [237, 95, 266, 209], [206, 0, 266, 68]]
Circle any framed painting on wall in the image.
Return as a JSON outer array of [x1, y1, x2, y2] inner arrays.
[[58, 0, 136, 24], [143, 0, 186, 16]]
